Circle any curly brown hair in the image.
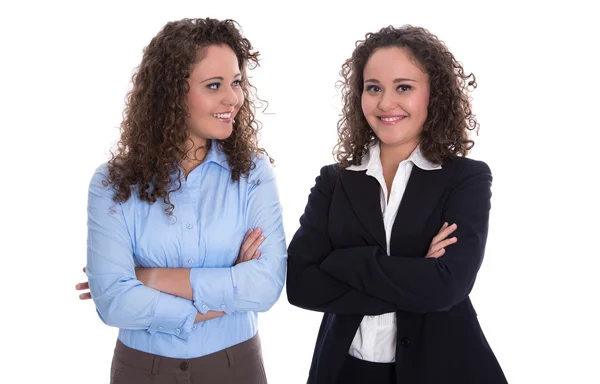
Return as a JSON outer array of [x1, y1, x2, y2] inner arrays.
[[106, 18, 270, 214], [334, 25, 478, 167]]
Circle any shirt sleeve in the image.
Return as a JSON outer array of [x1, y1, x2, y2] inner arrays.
[[86, 165, 197, 340], [189, 155, 287, 314]]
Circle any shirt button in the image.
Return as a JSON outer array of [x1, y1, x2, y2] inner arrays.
[[202, 305, 208, 311], [220, 304, 227, 310], [192, 324, 197, 330], [186, 223, 193, 229], [174, 328, 180, 335], [157, 326, 163, 331], [188, 259, 194, 265], [180, 362, 189, 371]]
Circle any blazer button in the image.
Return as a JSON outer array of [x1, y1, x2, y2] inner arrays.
[[400, 337, 410, 348], [180, 362, 189, 371]]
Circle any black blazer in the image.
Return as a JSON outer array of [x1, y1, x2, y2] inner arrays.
[[287, 157, 508, 384]]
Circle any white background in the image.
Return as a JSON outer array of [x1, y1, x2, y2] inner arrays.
[[1, 0, 599, 383]]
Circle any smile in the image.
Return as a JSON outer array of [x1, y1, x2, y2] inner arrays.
[[378, 115, 406, 124], [212, 112, 233, 119]]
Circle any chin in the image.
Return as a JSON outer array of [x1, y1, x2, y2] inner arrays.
[[374, 131, 404, 145], [212, 129, 234, 141]]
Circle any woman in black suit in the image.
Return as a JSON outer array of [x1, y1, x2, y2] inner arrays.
[[286, 25, 508, 384]]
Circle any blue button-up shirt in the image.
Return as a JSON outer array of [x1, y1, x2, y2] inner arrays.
[[86, 142, 286, 358]]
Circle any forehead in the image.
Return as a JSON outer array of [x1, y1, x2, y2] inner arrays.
[[191, 44, 240, 77], [363, 46, 427, 80]]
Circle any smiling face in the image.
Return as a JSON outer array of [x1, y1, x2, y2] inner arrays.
[[185, 44, 245, 145], [361, 46, 430, 152]]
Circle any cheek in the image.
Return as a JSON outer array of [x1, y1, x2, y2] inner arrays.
[[408, 92, 430, 119], [235, 89, 245, 110], [187, 94, 213, 117], [361, 94, 374, 117]]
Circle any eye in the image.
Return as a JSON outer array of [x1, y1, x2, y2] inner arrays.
[[232, 79, 243, 87], [397, 84, 412, 92], [365, 84, 381, 93], [206, 82, 220, 90]]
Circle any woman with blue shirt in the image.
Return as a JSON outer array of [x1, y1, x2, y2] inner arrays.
[[76, 18, 285, 383]]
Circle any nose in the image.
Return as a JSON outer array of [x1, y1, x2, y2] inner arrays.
[[377, 90, 397, 112], [222, 85, 239, 107]]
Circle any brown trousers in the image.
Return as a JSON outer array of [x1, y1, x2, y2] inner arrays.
[[110, 333, 267, 384]]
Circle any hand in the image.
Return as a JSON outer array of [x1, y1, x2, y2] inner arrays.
[[75, 267, 92, 300], [425, 222, 458, 258], [195, 311, 226, 323], [235, 228, 265, 265]]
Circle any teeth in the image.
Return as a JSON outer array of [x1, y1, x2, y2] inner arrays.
[[213, 113, 232, 119], [380, 116, 404, 122]]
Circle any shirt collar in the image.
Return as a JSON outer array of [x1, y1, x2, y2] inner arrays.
[[203, 140, 231, 171], [347, 141, 441, 173]]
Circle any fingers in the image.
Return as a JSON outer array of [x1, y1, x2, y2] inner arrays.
[[239, 228, 263, 257], [241, 228, 254, 244], [426, 222, 458, 258], [431, 223, 458, 245], [76, 281, 92, 300], [426, 248, 446, 259], [79, 292, 92, 300], [437, 237, 458, 250], [75, 282, 89, 291], [427, 237, 457, 257], [242, 233, 266, 262]]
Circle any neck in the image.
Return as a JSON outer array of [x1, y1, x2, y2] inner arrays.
[[379, 139, 419, 169]]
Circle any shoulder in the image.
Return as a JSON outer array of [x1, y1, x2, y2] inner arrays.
[[89, 162, 110, 189], [442, 157, 493, 196], [88, 162, 135, 201], [244, 153, 279, 193], [87, 163, 119, 208], [444, 157, 491, 181], [309, 163, 342, 194], [249, 152, 276, 179], [319, 163, 342, 179], [251, 152, 273, 169]]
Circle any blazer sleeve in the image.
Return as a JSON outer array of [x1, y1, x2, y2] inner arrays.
[[286, 165, 397, 315], [320, 160, 492, 313]]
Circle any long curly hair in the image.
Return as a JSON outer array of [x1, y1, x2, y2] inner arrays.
[[106, 18, 270, 214], [334, 25, 478, 167]]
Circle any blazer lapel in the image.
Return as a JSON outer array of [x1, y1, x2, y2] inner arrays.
[[392, 163, 455, 241], [339, 169, 387, 250]]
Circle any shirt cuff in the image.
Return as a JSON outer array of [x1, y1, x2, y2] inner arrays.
[[190, 267, 235, 314], [148, 293, 196, 340]]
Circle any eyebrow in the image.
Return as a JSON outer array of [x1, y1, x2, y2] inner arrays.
[[364, 78, 417, 84], [200, 73, 242, 83]]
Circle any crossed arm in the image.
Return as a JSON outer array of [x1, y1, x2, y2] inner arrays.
[[287, 162, 490, 315], [80, 160, 286, 339], [77, 226, 265, 323]]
